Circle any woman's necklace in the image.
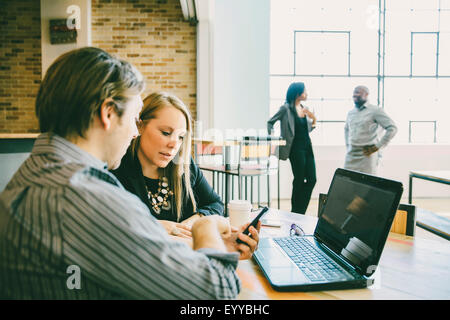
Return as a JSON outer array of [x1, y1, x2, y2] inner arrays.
[[145, 176, 173, 214]]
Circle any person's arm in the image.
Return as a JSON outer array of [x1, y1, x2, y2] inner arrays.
[[267, 105, 287, 135], [188, 159, 223, 217], [64, 177, 241, 300], [373, 108, 398, 149], [303, 106, 317, 132], [180, 160, 223, 229], [344, 117, 350, 150]]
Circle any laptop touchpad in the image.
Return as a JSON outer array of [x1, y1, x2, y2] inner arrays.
[[256, 240, 309, 285], [258, 246, 294, 267]]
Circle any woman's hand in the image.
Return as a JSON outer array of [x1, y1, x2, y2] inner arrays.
[[180, 213, 203, 229], [169, 235, 193, 248], [303, 107, 317, 125], [159, 220, 192, 239]]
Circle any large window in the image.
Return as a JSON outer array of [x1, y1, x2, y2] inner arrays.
[[270, 0, 450, 145]]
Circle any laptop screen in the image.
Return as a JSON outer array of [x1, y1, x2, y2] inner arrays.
[[315, 169, 402, 277]]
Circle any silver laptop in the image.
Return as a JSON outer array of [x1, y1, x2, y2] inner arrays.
[[253, 168, 403, 291]]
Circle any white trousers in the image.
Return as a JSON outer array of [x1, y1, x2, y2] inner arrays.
[[344, 146, 379, 175]]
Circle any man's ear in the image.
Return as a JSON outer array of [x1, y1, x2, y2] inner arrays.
[[99, 98, 117, 130]]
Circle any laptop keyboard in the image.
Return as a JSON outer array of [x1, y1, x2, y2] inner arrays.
[[274, 237, 355, 282]]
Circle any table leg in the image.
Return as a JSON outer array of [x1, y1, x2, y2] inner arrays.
[[251, 176, 254, 205], [225, 173, 230, 216], [277, 159, 280, 209]]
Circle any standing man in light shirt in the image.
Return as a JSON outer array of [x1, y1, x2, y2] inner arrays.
[[344, 85, 397, 175], [0, 47, 259, 299]]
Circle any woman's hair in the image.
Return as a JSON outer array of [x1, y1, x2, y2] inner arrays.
[[36, 47, 145, 139], [285, 82, 305, 105], [132, 92, 196, 221]]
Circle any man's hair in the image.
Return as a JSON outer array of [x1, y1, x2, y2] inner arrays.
[[36, 47, 145, 139], [354, 85, 369, 95]]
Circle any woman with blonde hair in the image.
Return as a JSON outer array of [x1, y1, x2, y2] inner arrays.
[[112, 92, 225, 239]]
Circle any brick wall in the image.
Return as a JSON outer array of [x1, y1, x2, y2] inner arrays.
[[92, 0, 197, 119], [0, 0, 41, 133], [0, 0, 197, 133]]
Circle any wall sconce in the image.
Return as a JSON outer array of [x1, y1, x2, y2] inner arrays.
[[49, 19, 78, 45]]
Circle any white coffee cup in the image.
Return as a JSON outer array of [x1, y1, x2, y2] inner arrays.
[[227, 200, 252, 228], [344, 237, 373, 260]]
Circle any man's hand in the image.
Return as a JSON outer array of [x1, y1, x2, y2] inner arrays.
[[222, 222, 261, 260], [363, 144, 379, 156], [191, 215, 230, 251], [191, 216, 260, 259]]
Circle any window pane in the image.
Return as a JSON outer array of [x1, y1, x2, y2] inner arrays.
[[438, 32, 450, 75], [295, 32, 349, 75], [409, 122, 436, 143], [412, 33, 437, 76]]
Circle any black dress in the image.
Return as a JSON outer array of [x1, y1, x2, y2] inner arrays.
[[288, 106, 317, 214], [111, 146, 224, 222]]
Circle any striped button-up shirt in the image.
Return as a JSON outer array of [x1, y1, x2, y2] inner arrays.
[[0, 133, 240, 299], [344, 103, 397, 149]]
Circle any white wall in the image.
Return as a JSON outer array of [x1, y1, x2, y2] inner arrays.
[[0, 153, 29, 192], [40, 0, 91, 77], [197, 0, 270, 137], [196, 0, 215, 131]]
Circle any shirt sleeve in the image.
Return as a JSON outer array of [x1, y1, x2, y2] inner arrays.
[[62, 175, 240, 299], [344, 116, 350, 149], [190, 159, 224, 216], [373, 108, 398, 149], [267, 105, 287, 135]]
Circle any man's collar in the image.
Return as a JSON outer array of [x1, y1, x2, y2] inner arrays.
[[32, 132, 108, 170], [355, 103, 367, 111]]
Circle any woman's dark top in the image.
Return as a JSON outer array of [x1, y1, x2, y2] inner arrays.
[[291, 106, 313, 154], [111, 146, 224, 222]]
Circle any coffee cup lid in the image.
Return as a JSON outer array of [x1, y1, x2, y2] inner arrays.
[[227, 200, 252, 210]]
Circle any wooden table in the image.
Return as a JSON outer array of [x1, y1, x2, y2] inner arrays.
[[237, 209, 450, 300]]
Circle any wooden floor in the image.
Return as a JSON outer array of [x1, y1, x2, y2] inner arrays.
[[267, 198, 450, 244]]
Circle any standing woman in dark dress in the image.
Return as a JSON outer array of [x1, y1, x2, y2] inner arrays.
[[267, 82, 317, 214]]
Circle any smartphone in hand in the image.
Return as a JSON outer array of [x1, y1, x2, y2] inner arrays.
[[236, 207, 269, 245]]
